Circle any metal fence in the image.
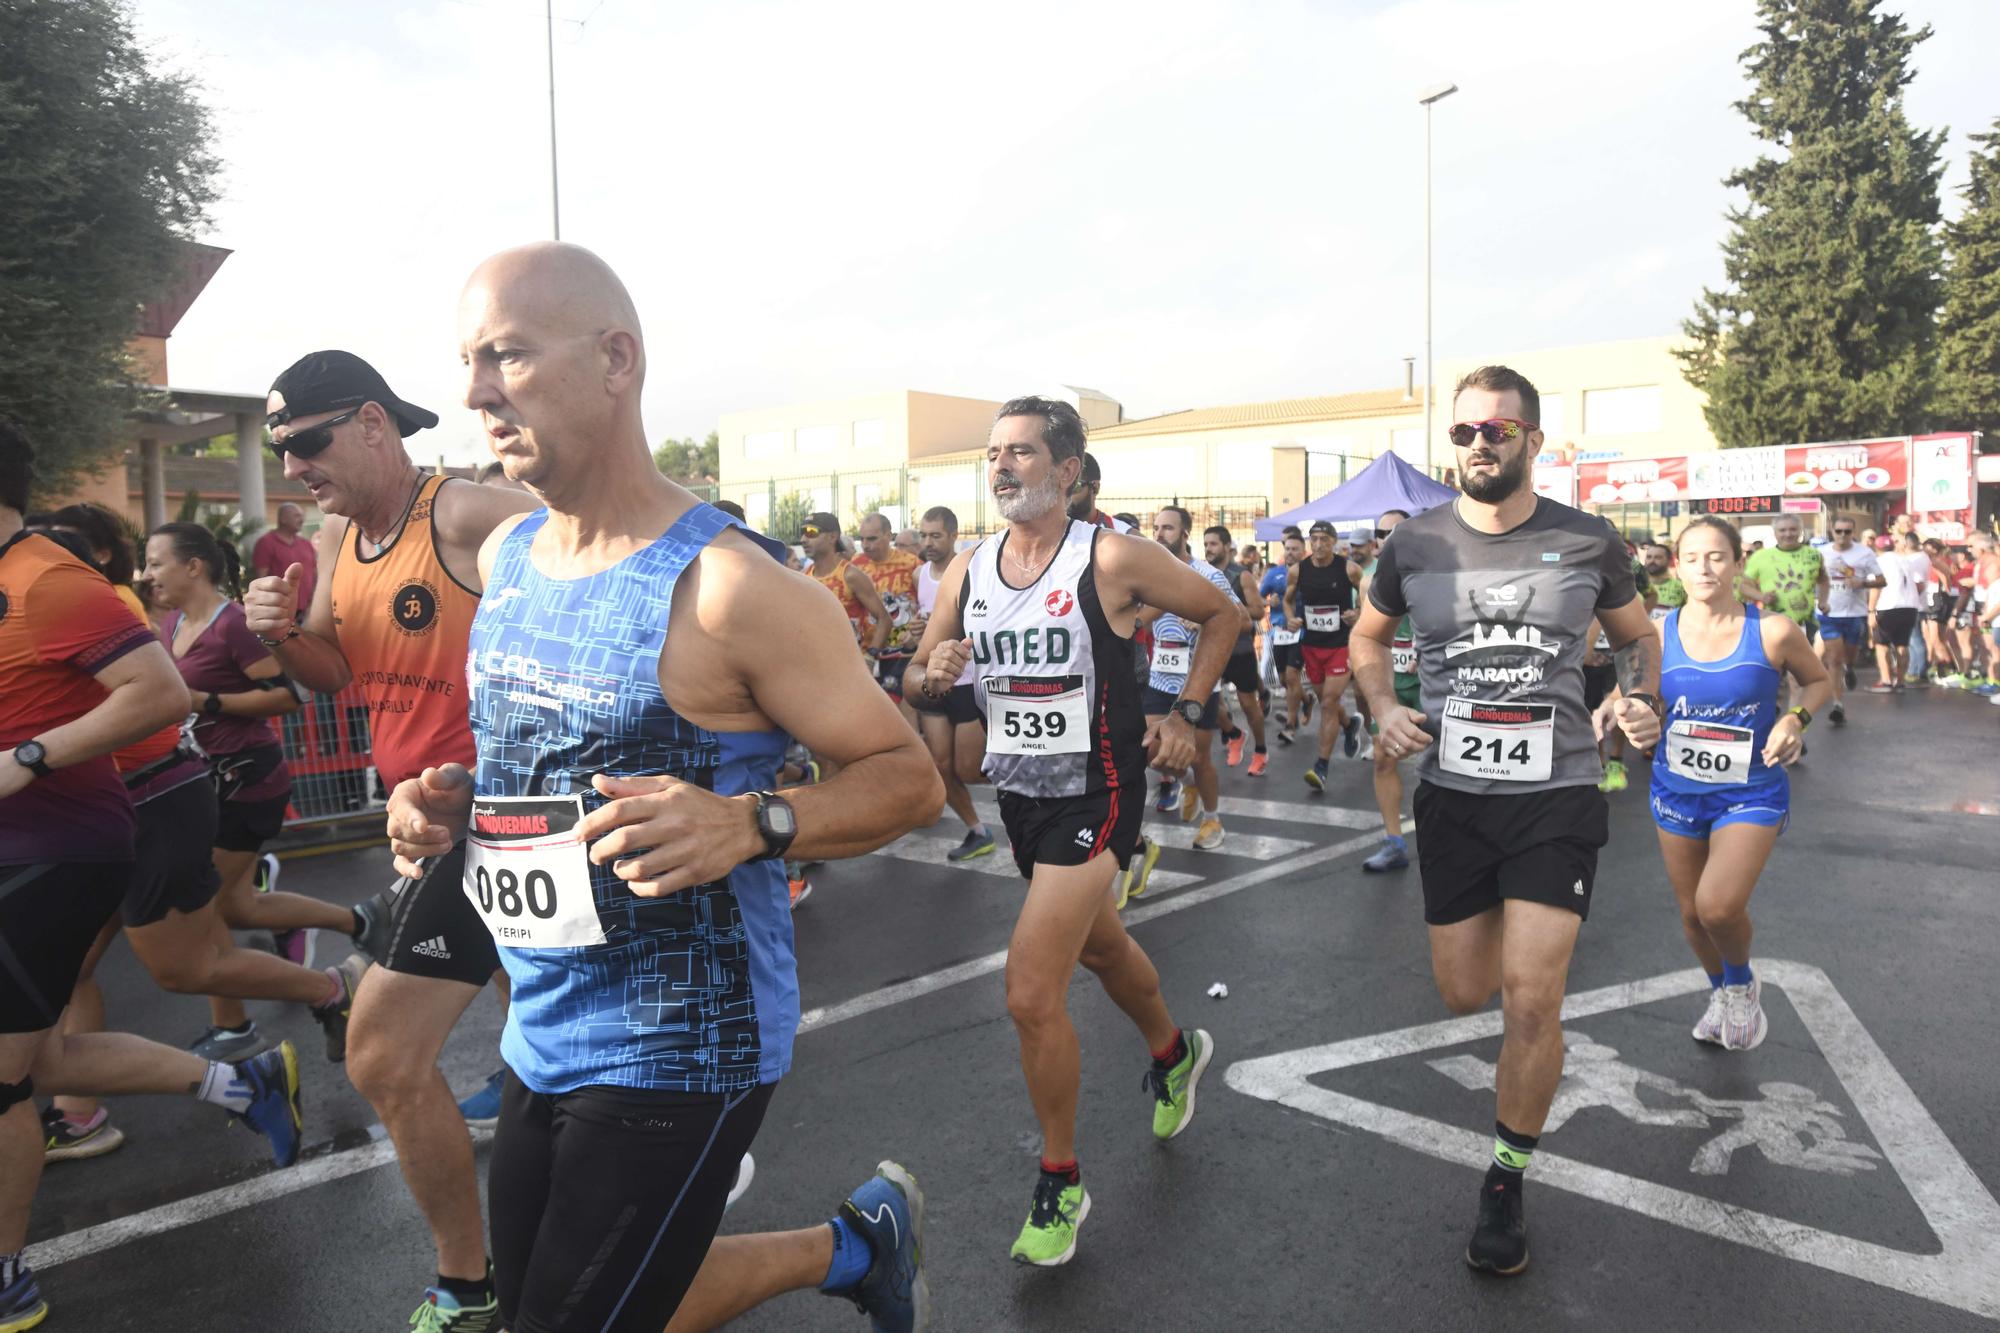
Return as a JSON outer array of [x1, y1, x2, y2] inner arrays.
[[274, 683, 384, 825]]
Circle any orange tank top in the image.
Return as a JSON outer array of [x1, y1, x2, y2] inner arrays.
[[814, 558, 865, 641], [329, 473, 481, 785]]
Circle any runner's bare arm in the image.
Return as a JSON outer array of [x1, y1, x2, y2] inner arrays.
[[576, 538, 942, 895], [1343, 560, 1366, 625], [433, 477, 541, 593], [1763, 614, 1831, 766], [1284, 562, 1300, 624], [1349, 601, 1403, 720], [904, 549, 973, 700], [0, 641, 186, 800], [1600, 596, 1662, 749], [246, 515, 352, 693], [846, 565, 892, 652], [191, 652, 303, 719]]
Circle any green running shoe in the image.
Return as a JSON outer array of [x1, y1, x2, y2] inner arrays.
[[1119, 836, 1162, 906], [1597, 759, 1627, 793], [1144, 1028, 1213, 1141], [1009, 1170, 1090, 1266]]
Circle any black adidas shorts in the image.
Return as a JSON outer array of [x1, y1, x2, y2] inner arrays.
[[382, 842, 502, 987], [996, 786, 1144, 881], [1412, 781, 1610, 926]]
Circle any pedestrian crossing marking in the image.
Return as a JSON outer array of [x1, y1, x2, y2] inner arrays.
[[1224, 961, 2000, 1320]]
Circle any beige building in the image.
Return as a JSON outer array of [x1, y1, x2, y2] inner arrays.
[[715, 336, 1717, 536]]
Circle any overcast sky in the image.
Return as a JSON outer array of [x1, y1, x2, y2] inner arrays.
[[133, 0, 2000, 466]]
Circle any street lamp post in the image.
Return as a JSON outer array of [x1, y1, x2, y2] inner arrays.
[[547, 0, 561, 239], [1418, 81, 1457, 477]]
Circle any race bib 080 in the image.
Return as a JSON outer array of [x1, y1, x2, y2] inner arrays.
[[984, 675, 1090, 755], [1439, 696, 1554, 782], [1666, 720, 1754, 785], [463, 794, 607, 949]]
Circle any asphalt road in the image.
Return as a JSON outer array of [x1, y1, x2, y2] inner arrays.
[[23, 683, 2000, 1331]]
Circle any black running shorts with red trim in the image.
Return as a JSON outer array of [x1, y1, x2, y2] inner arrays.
[[382, 841, 502, 987], [997, 786, 1143, 880], [1412, 780, 1609, 926]]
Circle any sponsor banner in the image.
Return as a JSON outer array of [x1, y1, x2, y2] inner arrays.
[[1781, 497, 1823, 513], [1909, 433, 1973, 511], [1782, 438, 1906, 497], [1578, 455, 1689, 506], [1689, 445, 1786, 500]]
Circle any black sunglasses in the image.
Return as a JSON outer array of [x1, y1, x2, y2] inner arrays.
[[267, 407, 361, 461]]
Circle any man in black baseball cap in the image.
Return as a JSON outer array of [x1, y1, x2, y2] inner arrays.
[[267, 349, 440, 438]]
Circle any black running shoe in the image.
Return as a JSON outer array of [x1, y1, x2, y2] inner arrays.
[[350, 883, 400, 963], [1828, 702, 1845, 727], [1341, 715, 1361, 759], [1465, 1177, 1529, 1276], [1844, 664, 1856, 690]]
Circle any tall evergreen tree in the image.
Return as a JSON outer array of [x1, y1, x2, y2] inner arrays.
[[0, 0, 219, 497], [1936, 119, 2000, 437], [1679, 0, 1945, 447]]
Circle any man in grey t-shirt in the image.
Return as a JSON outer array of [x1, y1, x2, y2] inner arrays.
[[1351, 365, 1661, 1279]]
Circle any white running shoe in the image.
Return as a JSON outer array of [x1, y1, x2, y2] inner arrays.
[[1719, 978, 1768, 1051], [1692, 988, 1726, 1045], [726, 1153, 755, 1211]]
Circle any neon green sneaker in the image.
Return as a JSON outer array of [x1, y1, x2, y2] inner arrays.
[[1597, 759, 1628, 793], [1144, 1028, 1213, 1140], [1009, 1170, 1090, 1266], [1118, 836, 1162, 907]]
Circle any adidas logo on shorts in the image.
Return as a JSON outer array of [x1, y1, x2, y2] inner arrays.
[[1573, 879, 1585, 896], [412, 936, 453, 960]]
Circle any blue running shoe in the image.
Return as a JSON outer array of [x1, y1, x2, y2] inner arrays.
[[408, 1280, 499, 1332], [826, 1161, 929, 1333], [457, 1069, 505, 1129], [1341, 714, 1362, 759], [1362, 836, 1409, 873], [1154, 778, 1179, 813], [0, 1265, 47, 1333], [1303, 759, 1328, 792], [234, 1041, 303, 1167]]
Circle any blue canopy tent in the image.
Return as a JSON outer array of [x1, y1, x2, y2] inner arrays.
[[1254, 452, 1458, 541]]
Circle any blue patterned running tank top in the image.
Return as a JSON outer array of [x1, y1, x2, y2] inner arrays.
[[1654, 605, 1784, 797], [466, 502, 795, 1094]]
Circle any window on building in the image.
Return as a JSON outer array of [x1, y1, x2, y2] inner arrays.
[[796, 425, 837, 455], [853, 418, 886, 451], [743, 430, 784, 460], [1537, 393, 1566, 442], [1583, 386, 1661, 436]]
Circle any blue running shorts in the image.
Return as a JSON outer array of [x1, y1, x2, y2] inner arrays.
[[1650, 779, 1789, 840], [1820, 615, 1867, 644]]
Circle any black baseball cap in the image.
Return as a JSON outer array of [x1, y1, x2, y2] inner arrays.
[[267, 350, 438, 438], [1308, 519, 1337, 537], [804, 511, 841, 535]]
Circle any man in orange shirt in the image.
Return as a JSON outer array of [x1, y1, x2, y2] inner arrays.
[[242, 351, 537, 1328], [853, 512, 921, 716]]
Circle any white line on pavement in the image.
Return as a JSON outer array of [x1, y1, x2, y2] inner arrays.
[[30, 822, 1397, 1271], [871, 831, 1201, 893]]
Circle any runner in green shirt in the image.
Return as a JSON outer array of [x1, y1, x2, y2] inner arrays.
[[1741, 515, 1828, 641], [1642, 541, 1685, 615]]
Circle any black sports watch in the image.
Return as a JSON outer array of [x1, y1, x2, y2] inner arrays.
[[203, 692, 225, 716], [1170, 698, 1204, 727], [1625, 691, 1663, 716], [12, 741, 52, 779], [748, 790, 798, 861]]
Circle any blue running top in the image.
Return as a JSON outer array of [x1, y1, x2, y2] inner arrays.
[[1654, 605, 1783, 797], [467, 502, 795, 1094]]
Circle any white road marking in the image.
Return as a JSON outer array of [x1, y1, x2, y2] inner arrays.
[[30, 822, 1398, 1272], [1137, 825, 1315, 858], [1223, 961, 2000, 1321]]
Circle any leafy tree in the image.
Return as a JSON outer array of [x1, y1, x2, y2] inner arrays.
[[769, 492, 812, 544], [0, 0, 221, 498], [653, 430, 720, 480], [1936, 119, 2000, 436], [1679, 0, 1945, 446]]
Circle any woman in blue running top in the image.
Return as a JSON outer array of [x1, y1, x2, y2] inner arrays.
[[1643, 517, 1829, 1054]]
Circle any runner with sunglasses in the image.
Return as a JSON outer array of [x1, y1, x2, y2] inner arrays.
[[1644, 517, 1829, 1051], [243, 350, 541, 1329], [1817, 519, 1883, 725], [1353, 366, 1661, 1278], [1285, 520, 1366, 790]]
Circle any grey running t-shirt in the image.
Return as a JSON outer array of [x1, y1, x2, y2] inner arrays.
[[1368, 496, 1637, 795]]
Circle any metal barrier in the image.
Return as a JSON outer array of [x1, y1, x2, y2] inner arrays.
[[272, 684, 383, 825]]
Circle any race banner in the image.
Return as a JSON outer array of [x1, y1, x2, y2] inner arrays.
[[1578, 455, 1689, 505], [1688, 445, 1787, 500], [1781, 438, 1907, 498], [1581, 438, 1924, 507], [1908, 433, 1973, 512]]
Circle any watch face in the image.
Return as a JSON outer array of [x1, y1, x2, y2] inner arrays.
[[768, 806, 797, 836], [16, 742, 45, 766]]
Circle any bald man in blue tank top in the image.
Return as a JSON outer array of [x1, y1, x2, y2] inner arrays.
[[388, 242, 942, 1333]]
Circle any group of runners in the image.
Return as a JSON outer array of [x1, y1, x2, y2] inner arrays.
[[0, 241, 1957, 1331]]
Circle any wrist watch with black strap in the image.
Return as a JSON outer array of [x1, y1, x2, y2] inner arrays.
[[1170, 698, 1204, 727], [1625, 691, 1663, 716], [747, 790, 798, 862], [12, 741, 52, 779]]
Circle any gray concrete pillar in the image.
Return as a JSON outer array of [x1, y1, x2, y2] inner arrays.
[[141, 438, 166, 529], [236, 412, 267, 536]]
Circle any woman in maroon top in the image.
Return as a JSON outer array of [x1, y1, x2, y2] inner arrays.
[[144, 525, 364, 1056]]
